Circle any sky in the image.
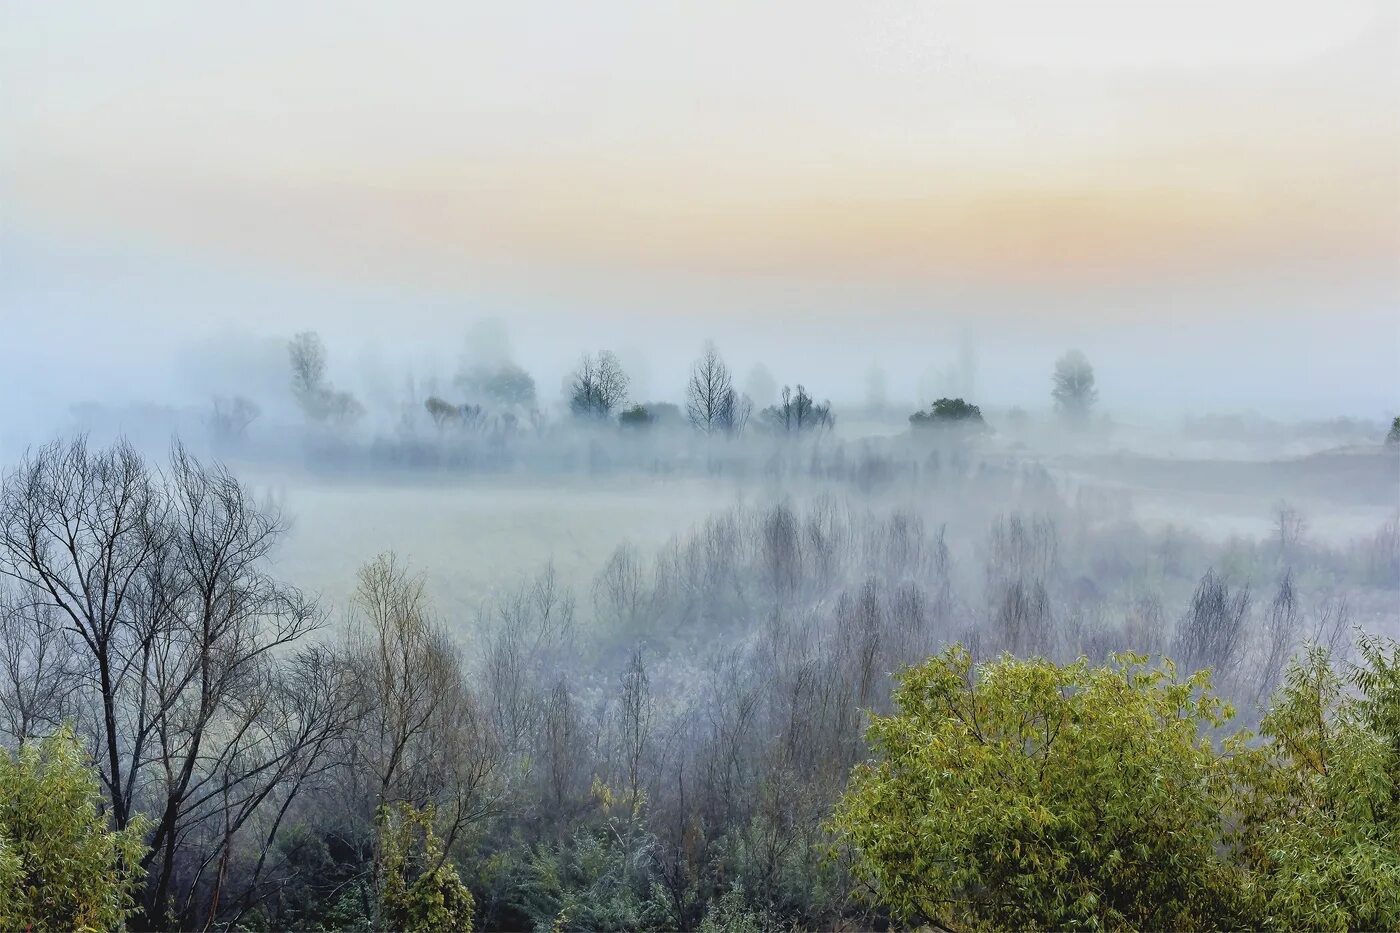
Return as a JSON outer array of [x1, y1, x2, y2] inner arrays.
[[2, 0, 1397, 420]]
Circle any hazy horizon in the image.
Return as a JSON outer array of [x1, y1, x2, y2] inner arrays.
[[3, 0, 1398, 427]]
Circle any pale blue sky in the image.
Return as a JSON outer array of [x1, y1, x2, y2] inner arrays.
[[2, 1, 1396, 424]]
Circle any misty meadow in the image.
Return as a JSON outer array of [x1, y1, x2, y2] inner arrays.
[[1, 330, 1396, 931], [3, 2, 1399, 931]]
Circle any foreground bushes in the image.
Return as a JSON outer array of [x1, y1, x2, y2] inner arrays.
[[832, 641, 1400, 931], [0, 727, 148, 932], [1229, 637, 1400, 929], [8, 639, 1396, 931], [2, 438, 1395, 930]]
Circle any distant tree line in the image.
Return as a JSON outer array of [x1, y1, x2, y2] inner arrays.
[[266, 332, 1112, 445]]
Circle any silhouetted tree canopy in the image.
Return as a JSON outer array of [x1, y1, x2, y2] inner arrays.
[[287, 330, 365, 426], [761, 385, 833, 434], [569, 351, 630, 420], [909, 397, 986, 429], [619, 404, 653, 429]]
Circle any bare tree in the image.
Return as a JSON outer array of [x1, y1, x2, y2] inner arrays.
[[0, 438, 352, 925], [139, 444, 328, 920], [0, 437, 163, 831], [991, 578, 1054, 658], [288, 332, 328, 400], [481, 564, 576, 762], [729, 391, 754, 436], [617, 647, 653, 814], [687, 342, 737, 436], [287, 331, 365, 425], [1173, 569, 1250, 681], [1254, 571, 1299, 706], [594, 544, 651, 634], [763, 385, 834, 434], [0, 586, 80, 743], [1311, 594, 1353, 660], [209, 396, 261, 444], [345, 553, 498, 856], [569, 351, 630, 420], [1051, 349, 1098, 423], [1273, 501, 1308, 565]]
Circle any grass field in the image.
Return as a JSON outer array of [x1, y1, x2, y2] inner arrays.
[[257, 471, 746, 626], [253, 445, 1399, 640]]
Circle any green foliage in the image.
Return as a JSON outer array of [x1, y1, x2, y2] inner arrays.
[[1227, 636, 1400, 930], [909, 397, 986, 429], [481, 820, 672, 932], [378, 803, 476, 933], [255, 823, 374, 931], [0, 726, 149, 932], [830, 647, 1242, 930], [709, 796, 845, 929], [1388, 415, 1400, 445], [697, 886, 766, 933], [832, 642, 1400, 930]]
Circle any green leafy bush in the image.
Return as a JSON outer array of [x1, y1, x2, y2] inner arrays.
[[0, 726, 149, 932], [1228, 637, 1400, 930], [378, 803, 476, 932], [909, 397, 987, 429], [619, 405, 654, 429], [832, 642, 1400, 931], [831, 647, 1243, 929]]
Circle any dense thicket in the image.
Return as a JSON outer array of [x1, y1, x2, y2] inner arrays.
[[832, 642, 1400, 930], [0, 436, 1396, 930]]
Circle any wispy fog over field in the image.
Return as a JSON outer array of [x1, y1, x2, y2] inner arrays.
[[2, 2, 1398, 931]]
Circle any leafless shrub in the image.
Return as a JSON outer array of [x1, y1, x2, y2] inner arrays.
[[0, 587, 80, 742], [594, 543, 652, 634], [617, 646, 653, 814], [209, 395, 260, 443], [991, 578, 1054, 658], [480, 563, 576, 761], [1122, 591, 1166, 658], [1311, 594, 1353, 661], [759, 504, 804, 600], [1273, 501, 1308, 565], [1173, 569, 1250, 681], [985, 513, 1059, 587], [345, 552, 497, 847], [1253, 570, 1300, 706]]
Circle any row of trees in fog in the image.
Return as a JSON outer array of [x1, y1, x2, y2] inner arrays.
[[226, 331, 1099, 441], [1, 435, 1395, 930]]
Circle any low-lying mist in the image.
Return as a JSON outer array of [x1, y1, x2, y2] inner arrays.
[[1, 325, 1396, 930]]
